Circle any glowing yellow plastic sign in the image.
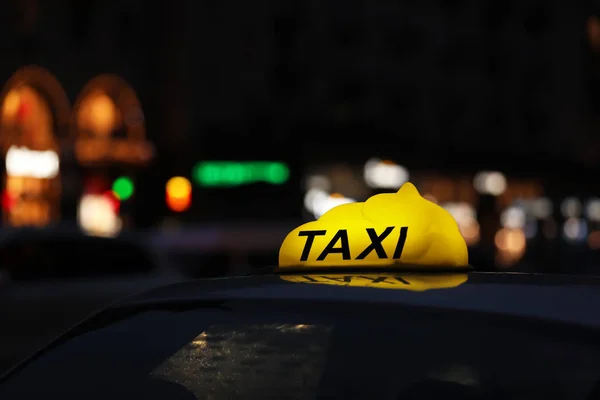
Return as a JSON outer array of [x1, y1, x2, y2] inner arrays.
[[280, 273, 468, 292], [279, 182, 468, 268]]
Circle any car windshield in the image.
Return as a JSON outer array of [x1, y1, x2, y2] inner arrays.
[[2, 300, 600, 400]]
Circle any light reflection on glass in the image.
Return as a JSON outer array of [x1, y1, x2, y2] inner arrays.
[[152, 324, 331, 399]]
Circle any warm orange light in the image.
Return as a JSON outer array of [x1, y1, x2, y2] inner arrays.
[[2, 90, 20, 120], [90, 94, 116, 135], [78, 92, 117, 137], [166, 195, 191, 212], [166, 177, 191, 212], [460, 221, 480, 246], [494, 228, 526, 253], [494, 228, 526, 268]]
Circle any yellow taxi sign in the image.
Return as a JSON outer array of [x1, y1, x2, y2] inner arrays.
[[280, 273, 468, 291], [279, 182, 468, 268]]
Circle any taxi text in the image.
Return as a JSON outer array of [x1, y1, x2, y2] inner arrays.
[[298, 226, 408, 261]]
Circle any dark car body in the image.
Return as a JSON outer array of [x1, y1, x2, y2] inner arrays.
[[3, 269, 600, 399]]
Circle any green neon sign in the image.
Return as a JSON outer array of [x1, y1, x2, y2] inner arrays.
[[193, 161, 290, 187]]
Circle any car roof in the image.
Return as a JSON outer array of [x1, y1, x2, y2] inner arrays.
[[2, 270, 599, 383], [114, 270, 600, 329]]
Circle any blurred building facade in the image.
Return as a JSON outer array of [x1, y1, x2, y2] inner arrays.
[[0, 0, 599, 235], [0, 2, 160, 232]]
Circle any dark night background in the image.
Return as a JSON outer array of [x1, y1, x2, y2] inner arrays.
[[1, 0, 600, 273]]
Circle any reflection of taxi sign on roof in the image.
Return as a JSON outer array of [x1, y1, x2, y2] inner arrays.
[[280, 273, 468, 291], [279, 182, 468, 268]]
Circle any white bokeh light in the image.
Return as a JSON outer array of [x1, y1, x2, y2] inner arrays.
[[473, 171, 507, 196], [78, 194, 122, 237], [364, 158, 409, 189], [5, 146, 59, 179], [561, 197, 581, 218], [500, 206, 526, 229]]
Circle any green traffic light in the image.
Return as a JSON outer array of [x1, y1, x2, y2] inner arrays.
[[192, 161, 290, 187], [112, 176, 134, 200]]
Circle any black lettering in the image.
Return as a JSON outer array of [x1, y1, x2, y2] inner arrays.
[[393, 276, 410, 285], [372, 277, 389, 283], [317, 230, 351, 260], [358, 276, 395, 284], [321, 276, 352, 283], [298, 230, 326, 261], [393, 226, 409, 259], [355, 227, 394, 259]]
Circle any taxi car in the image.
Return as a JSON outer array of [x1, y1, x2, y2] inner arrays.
[[2, 184, 600, 399]]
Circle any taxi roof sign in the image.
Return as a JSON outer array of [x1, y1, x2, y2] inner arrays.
[[279, 182, 468, 268]]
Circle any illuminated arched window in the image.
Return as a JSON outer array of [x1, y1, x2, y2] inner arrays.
[[0, 65, 71, 153], [0, 65, 70, 227], [72, 75, 151, 166], [77, 91, 120, 138]]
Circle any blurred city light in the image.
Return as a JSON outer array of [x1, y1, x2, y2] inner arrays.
[[2, 90, 20, 120], [561, 197, 582, 218], [112, 176, 134, 201], [73, 75, 152, 166], [363, 158, 409, 189], [76, 91, 118, 137], [192, 161, 289, 187], [304, 175, 331, 192], [500, 206, 526, 229], [442, 202, 476, 223], [495, 228, 526, 266], [585, 198, 600, 221], [103, 190, 120, 213], [78, 193, 122, 237], [5, 146, 59, 179], [166, 176, 192, 212], [1, 190, 15, 211], [531, 197, 553, 219], [304, 188, 329, 215], [460, 221, 480, 246], [563, 218, 587, 242], [312, 192, 355, 218], [304, 186, 356, 219], [473, 171, 507, 196], [442, 202, 480, 246], [0, 70, 64, 227]]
